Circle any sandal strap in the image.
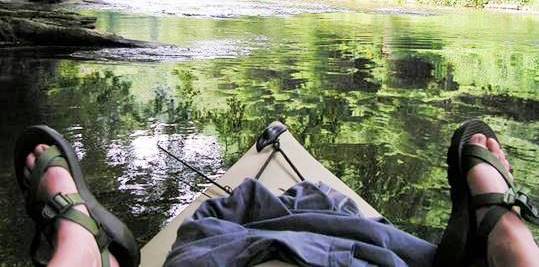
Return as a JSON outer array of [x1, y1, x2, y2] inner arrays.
[[462, 144, 514, 188], [25, 145, 113, 267], [471, 192, 506, 209], [463, 144, 539, 224], [41, 193, 85, 218], [41, 192, 112, 250], [508, 190, 539, 224], [33, 193, 112, 267], [30, 146, 70, 199], [472, 190, 539, 223], [476, 206, 509, 256], [102, 248, 111, 267]]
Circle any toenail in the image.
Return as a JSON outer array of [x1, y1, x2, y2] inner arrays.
[[470, 134, 486, 145]]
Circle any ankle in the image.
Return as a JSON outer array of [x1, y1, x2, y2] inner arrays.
[[52, 220, 102, 267], [490, 212, 531, 243], [53, 221, 118, 267], [487, 211, 539, 267]]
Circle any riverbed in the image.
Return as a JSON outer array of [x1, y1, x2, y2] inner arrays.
[[1, 0, 538, 264]]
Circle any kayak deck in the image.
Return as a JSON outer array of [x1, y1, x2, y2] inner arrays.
[[140, 122, 382, 266]]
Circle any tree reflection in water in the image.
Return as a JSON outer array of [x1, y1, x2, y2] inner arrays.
[[2, 10, 539, 266]]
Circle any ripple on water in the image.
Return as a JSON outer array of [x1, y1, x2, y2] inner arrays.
[[71, 38, 268, 62], [80, 0, 347, 18], [106, 122, 226, 220], [2, 5, 539, 264]]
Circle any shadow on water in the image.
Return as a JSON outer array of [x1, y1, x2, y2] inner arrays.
[[0, 55, 57, 266], [1, 9, 539, 265]]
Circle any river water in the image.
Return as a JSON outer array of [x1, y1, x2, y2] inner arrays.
[[1, 1, 538, 265]]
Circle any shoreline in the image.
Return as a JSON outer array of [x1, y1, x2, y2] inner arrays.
[[0, 1, 157, 49], [331, 0, 539, 16]]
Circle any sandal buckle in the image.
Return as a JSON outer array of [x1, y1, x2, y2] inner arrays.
[[515, 192, 538, 218], [42, 193, 74, 220], [49, 193, 73, 214], [41, 205, 57, 220], [502, 190, 516, 206], [52, 193, 73, 213]]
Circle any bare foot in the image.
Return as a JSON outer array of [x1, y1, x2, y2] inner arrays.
[[26, 144, 119, 267], [466, 134, 539, 267], [466, 134, 512, 225]]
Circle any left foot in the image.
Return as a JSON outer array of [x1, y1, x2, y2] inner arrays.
[[25, 144, 119, 267]]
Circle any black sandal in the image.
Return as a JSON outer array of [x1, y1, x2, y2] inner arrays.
[[434, 119, 539, 267], [14, 125, 140, 267]]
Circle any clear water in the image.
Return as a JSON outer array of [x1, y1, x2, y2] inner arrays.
[[1, 2, 538, 265]]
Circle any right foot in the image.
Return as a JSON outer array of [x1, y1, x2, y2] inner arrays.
[[466, 134, 539, 267], [466, 134, 512, 225]]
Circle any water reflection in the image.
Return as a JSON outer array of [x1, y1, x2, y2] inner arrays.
[[0, 56, 55, 266], [80, 0, 345, 18], [72, 40, 260, 62], [1, 8, 539, 265]]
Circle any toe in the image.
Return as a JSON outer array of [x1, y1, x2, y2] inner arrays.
[[25, 152, 36, 170], [33, 144, 50, 158], [503, 159, 513, 174], [487, 138, 511, 172], [486, 137, 501, 154], [469, 134, 487, 148], [25, 144, 51, 172], [466, 135, 511, 198]]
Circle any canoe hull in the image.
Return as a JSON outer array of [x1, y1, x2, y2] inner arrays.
[[140, 122, 381, 266]]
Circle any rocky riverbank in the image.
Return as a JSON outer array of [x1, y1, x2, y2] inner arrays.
[[0, 1, 151, 48]]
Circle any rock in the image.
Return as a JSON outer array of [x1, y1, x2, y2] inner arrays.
[[0, 2, 153, 48]]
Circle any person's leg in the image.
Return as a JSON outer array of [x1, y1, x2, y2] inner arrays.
[[467, 134, 539, 267], [26, 144, 119, 267]]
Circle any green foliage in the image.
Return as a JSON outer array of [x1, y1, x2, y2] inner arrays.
[[174, 68, 200, 108], [49, 10, 539, 242], [142, 69, 202, 123], [415, 0, 529, 7], [207, 96, 248, 163], [48, 62, 142, 138]]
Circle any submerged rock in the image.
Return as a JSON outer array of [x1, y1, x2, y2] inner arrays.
[[0, 2, 151, 48]]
